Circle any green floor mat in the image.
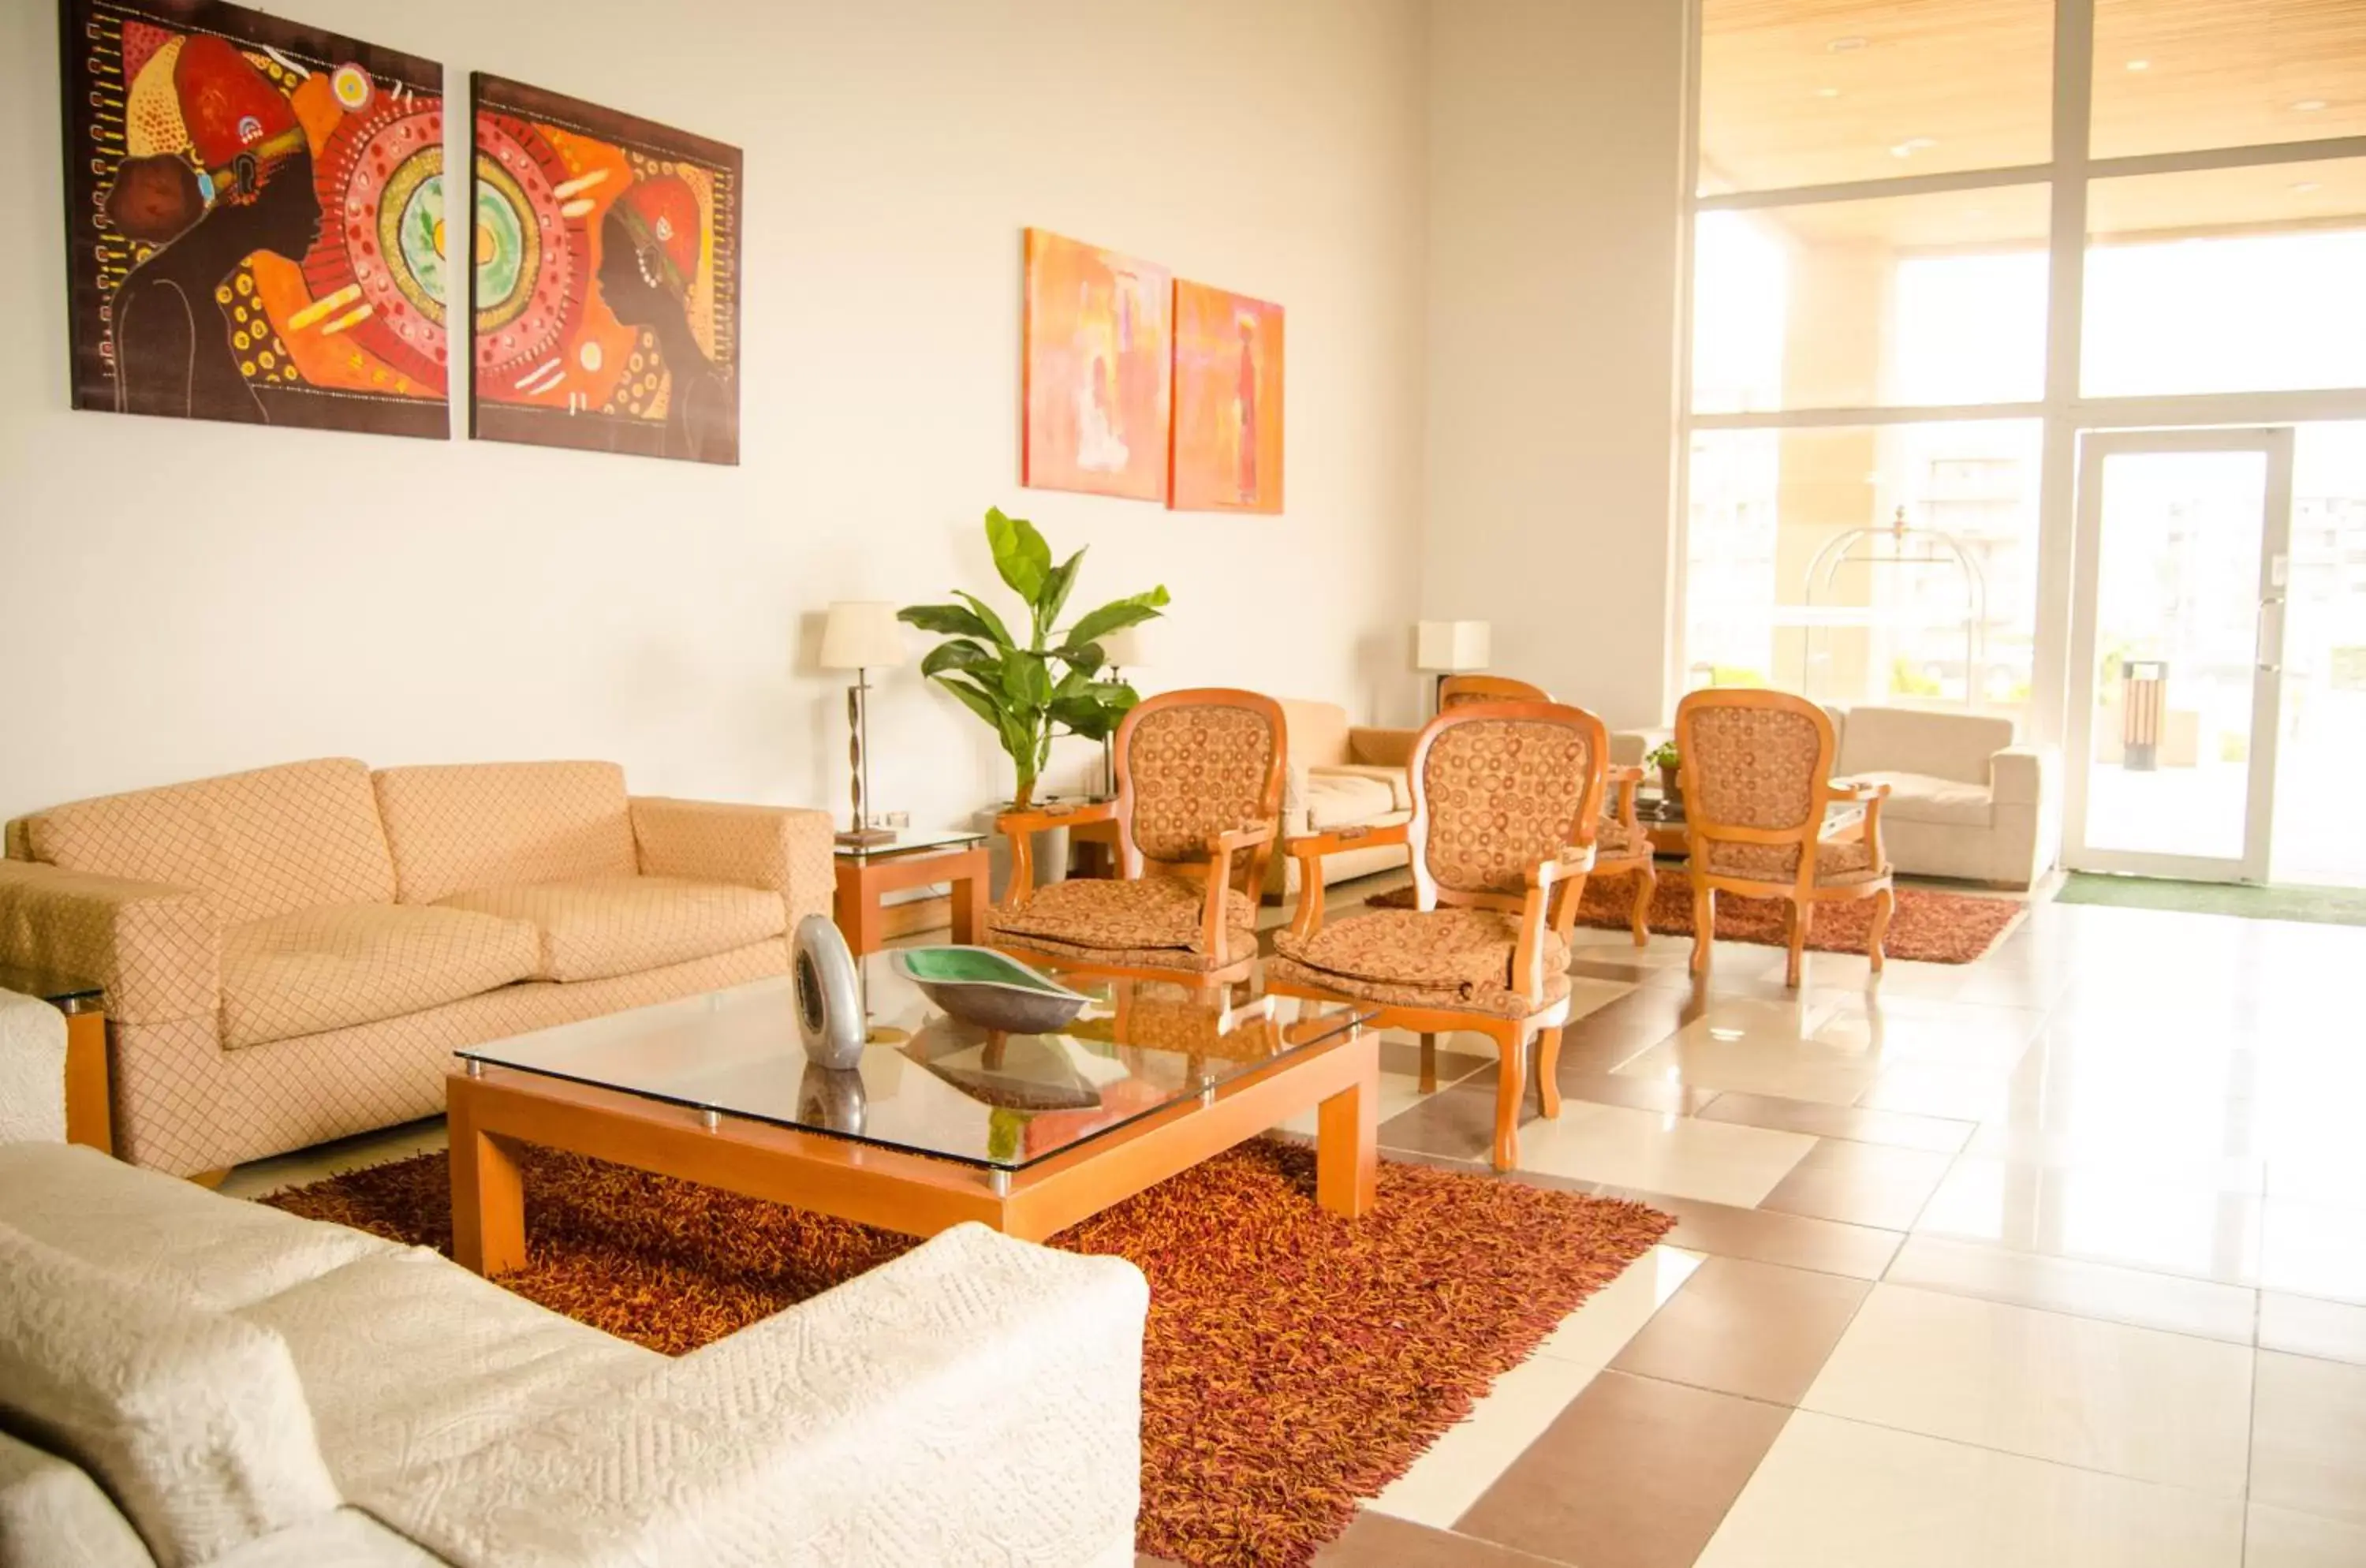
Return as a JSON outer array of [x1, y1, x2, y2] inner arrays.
[[2056, 873, 2366, 928]]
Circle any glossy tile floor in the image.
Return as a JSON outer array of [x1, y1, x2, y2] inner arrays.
[[220, 889, 2366, 1568]]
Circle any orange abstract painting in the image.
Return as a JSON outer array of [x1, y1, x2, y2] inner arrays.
[[1171, 281, 1284, 514], [1023, 229, 1172, 502]]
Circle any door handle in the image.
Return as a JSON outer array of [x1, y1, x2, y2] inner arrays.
[[2257, 595, 2285, 674]]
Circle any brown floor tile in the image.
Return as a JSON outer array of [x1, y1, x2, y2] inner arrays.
[[2251, 1350, 2366, 1527], [1608, 1255, 1870, 1405], [1377, 1035, 1493, 1086], [1757, 1139, 1955, 1230], [1454, 1371, 1790, 1568], [1377, 1081, 1539, 1163], [2260, 1292, 2366, 1368], [1589, 1182, 1905, 1280], [1696, 1090, 1974, 1153], [1312, 1511, 1571, 1566]]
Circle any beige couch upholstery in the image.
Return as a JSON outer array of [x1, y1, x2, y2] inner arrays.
[[0, 991, 66, 1145], [0, 1141, 1148, 1567], [1270, 700, 1413, 898], [0, 760, 832, 1176]]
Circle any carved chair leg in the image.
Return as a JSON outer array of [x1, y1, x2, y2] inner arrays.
[[1418, 1032, 1439, 1094], [1489, 1021, 1527, 1172], [1690, 882, 1716, 976], [1534, 1025, 1564, 1118], [1868, 885, 1896, 971], [1786, 898, 1812, 989], [1631, 864, 1656, 946]]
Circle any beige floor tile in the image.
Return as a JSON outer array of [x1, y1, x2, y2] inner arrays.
[[1507, 1099, 1817, 1208], [1884, 1235, 2259, 1345], [2244, 1503, 2366, 1568], [1912, 1155, 2263, 1287], [1364, 1351, 1602, 1531], [1608, 1256, 1870, 1406], [1587, 1184, 1905, 1281], [2258, 1292, 2366, 1367], [1694, 1091, 1974, 1153], [2250, 1350, 2366, 1527], [1759, 1139, 1954, 1231], [2257, 1199, 2366, 1308], [1313, 1513, 1570, 1566], [1801, 1284, 2255, 1495], [1614, 1029, 1879, 1107], [1696, 1413, 2244, 1568]]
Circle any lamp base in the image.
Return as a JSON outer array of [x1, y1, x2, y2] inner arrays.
[[834, 827, 899, 847]]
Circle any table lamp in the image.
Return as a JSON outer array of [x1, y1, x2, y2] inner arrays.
[[1099, 623, 1156, 798], [820, 601, 906, 846], [1414, 619, 1491, 713]]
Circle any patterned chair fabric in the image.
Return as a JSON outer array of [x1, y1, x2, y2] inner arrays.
[[1271, 909, 1573, 1019], [1126, 704, 1278, 868], [987, 876, 1256, 954], [1683, 707, 1821, 833], [1420, 719, 1595, 895], [1704, 838, 1883, 885], [1592, 816, 1646, 859]]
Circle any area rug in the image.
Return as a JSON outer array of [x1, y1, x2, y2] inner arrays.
[[2055, 872, 2366, 929], [1370, 874, 2024, 964], [266, 1139, 1672, 1568]]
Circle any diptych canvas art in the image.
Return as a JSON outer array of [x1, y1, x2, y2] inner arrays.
[[1022, 228, 1174, 502], [1171, 280, 1284, 514], [61, 0, 450, 436]]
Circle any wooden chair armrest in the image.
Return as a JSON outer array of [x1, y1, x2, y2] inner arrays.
[[1513, 848, 1595, 998], [1206, 822, 1277, 857], [1282, 820, 1409, 861], [1827, 778, 1891, 804], [1197, 823, 1276, 965]]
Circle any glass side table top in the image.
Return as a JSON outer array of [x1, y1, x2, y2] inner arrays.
[[457, 953, 1371, 1171], [832, 829, 987, 864], [0, 963, 103, 1012], [1634, 793, 1867, 835]]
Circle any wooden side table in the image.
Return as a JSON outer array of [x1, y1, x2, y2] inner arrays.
[[0, 963, 110, 1153], [832, 834, 991, 955]]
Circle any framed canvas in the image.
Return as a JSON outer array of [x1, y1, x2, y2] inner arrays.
[[1170, 281, 1283, 513], [470, 75, 741, 465], [1022, 228, 1171, 502], [59, 0, 448, 436]]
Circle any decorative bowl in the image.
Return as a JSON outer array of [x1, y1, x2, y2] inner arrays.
[[890, 946, 1092, 1034]]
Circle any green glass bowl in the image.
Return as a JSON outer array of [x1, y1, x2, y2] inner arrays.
[[890, 946, 1092, 1034]]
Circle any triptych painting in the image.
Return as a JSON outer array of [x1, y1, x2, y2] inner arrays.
[[1021, 228, 1285, 516], [59, 0, 740, 465]]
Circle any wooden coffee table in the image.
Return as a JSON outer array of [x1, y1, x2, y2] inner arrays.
[[448, 962, 1376, 1274]]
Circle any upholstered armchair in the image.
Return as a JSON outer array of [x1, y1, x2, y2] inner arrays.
[[1674, 689, 1896, 987], [1269, 701, 1609, 1170], [983, 689, 1286, 985], [1439, 676, 1655, 944]]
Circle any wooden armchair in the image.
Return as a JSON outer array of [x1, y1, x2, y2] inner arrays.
[[1439, 675, 1655, 944], [1674, 688, 1896, 987], [1268, 701, 1609, 1170], [983, 689, 1286, 986]]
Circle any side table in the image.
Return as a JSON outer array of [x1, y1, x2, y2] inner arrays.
[[0, 962, 110, 1153], [832, 831, 991, 955]]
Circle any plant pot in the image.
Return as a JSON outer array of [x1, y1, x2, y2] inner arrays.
[[1658, 764, 1683, 808], [977, 801, 1077, 903]]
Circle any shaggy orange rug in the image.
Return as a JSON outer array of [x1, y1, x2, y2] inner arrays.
[[267, 1139, 1671, 1567], [1373, 874, 2022, 964]]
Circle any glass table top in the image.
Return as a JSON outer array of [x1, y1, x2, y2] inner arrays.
[[832, 829, 987, 863], [456, 953, 1370, 1171]]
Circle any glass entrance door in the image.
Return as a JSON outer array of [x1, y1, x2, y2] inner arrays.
[[2065, 429, 2295, 882]]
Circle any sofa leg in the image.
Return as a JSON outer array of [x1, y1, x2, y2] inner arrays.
[[188, 1167, 230, 1190]]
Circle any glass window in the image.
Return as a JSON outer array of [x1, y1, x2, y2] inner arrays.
[[2274, 424, 2366, 887], [2092, 0, 2366, 161], [1692, 185, 2049, 413], [1685, 422, 2043, 726], [1699, 0, 2052, 194], [2083, 159, 2366, 398]]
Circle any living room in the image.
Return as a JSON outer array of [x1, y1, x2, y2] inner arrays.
[[2, 2, 2362, 1566]]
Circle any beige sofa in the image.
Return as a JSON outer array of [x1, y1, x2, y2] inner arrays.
[[0, 1141, 1148, 1567], [0, 759, 833, 1177], [1269, 700, 1413, 898]]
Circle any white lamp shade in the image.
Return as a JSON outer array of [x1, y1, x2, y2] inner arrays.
[[820, 601, 908, 670], [1414, 619, 1491, 673], [1099, 623, 1157, 670]]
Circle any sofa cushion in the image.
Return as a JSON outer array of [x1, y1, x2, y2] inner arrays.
[[1303, 772, 1399, 830], [1278, 698, 1350, 771], [1849, 770, 1995, 829], [436, 875, 786, 983], [237, 1248, 652, 1518], [0, 1224, 341, 1568], [1312, 763, 1412, 812], [22, 759, 396, 926], [1836, 706, 2015, 786], [372, 761, 636, 906], [221, 904, 543, 1050], [0, 1428, 154, 1568], [0, 1143, 392, 1312]]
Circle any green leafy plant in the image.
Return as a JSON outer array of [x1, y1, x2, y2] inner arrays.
[[1648, 741, 1681, 770], [899, 507, 1168, 809]]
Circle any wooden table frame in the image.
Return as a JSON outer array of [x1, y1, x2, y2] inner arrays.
[[447, 1024, 1378, 1275], [62, 1006, 110, 1153], [832, 842, 989, 956]]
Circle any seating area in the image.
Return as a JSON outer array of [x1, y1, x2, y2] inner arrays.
[[6, 5, 2366, 1567]]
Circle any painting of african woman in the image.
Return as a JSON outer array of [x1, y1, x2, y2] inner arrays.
[[470, 74, 741, 465], [60, 0, 449, 437]]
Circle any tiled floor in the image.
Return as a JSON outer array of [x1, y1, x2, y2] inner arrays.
[[215, 887, 2366, 1568]]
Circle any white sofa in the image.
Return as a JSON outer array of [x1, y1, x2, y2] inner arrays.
[[0, 1141, 1148, 1567], [0, 991, 65, 1144], [1268, 700, 1413, 898]]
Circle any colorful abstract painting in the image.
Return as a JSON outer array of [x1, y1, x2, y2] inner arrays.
[[1023, 229, 1172, 502], [1171, 281, 1284, 513], [470, 76, 741, 465], [61, 0, 448, 436]]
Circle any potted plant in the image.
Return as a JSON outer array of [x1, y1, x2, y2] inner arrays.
[[1648, 740, 1683, 810], [899, 507, 1168, 812]]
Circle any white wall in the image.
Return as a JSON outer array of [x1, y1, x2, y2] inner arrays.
[[1420, 0, 1688, 730], [0, 0, 1429, 826]]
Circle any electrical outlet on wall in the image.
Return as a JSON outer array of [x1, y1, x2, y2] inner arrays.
[[885, 810, 911, 828]]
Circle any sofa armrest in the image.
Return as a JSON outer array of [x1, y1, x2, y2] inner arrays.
[[1347, 726, 1419, 769], [0, 861, 218, 1025], [1610, 729, 1672, 769], [0, 993, 68, 1144], [1990, 745, 2056, 808], [629, 797, 835, 930], [391, 1225, 1148, 1568]]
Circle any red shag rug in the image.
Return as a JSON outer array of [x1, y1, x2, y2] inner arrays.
[[266, 1139, 1672, 1567], [1371, 875, 2023, 965]]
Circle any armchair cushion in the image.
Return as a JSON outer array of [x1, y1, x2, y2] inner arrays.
[[987, 875, 1255, 954], [219, 904, 542, 1050], [437, 876, 786, 984], [0, 1428, 153, 1568], [1272, 907, 1571, 1018], [1700, 838, 1886, 886]]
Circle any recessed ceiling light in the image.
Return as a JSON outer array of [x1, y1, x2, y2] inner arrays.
[[1816, 86, 1842, 99], [1890, 136, 1939, 157], [2125, 58, 2150, 71], [2293, 99, 2329, 111], [2293, 180, 2323, 193], [1827, 35, 1868, 52]]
